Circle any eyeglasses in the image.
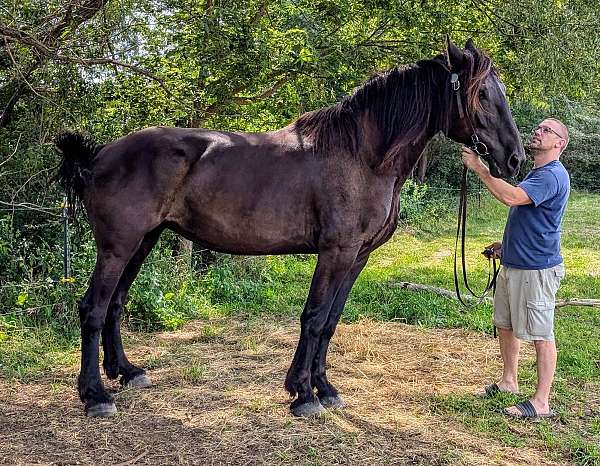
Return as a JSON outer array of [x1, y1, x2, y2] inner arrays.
[[532, 125, 566, 140]]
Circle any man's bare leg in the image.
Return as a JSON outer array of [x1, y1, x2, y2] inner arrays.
[[504, 339, 556, 416], [497, 327, 521, 393]]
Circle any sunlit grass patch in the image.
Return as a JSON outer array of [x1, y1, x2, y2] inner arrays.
[[181, 361, 208, 382], [0, 320, 78, 380]]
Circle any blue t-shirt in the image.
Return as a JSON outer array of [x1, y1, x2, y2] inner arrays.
[[502, 160, 570, 270]]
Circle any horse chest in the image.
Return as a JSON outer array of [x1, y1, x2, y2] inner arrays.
[[361, 184, 402, 251]]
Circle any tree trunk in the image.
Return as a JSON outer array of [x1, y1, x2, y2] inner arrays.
[[416, 149, 428, 183], [177, 236, 193, 272]]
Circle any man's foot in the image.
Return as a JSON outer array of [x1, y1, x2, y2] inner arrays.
[[476, 382, 519, 398], [503, 399, 555, 420]]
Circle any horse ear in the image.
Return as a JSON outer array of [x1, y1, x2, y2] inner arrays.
[[465, 38, 477, 52], [446, 37, 465, 71]]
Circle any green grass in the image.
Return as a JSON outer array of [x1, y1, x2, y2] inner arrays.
[[0, 316, 79, 380], [181, 361, 208, 382]]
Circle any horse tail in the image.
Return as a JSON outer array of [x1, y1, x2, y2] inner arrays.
[[55, 130, 104, 218]]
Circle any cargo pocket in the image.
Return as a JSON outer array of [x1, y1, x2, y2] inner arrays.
[[526, 300, 555, 336], [551, 264, 566, 295]]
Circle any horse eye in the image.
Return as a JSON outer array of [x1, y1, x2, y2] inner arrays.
[[478, 89, 487, 100]]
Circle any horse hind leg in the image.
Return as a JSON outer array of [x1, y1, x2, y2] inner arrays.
[[102, 227, 163, 388], [79, 242, 142, 417]]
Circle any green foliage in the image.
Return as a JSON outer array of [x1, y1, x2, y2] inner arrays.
[[125, 245, 212, 331], [561, 134, 600, 193], [200, 254, 313, 314], [398, 179, 430, 223]]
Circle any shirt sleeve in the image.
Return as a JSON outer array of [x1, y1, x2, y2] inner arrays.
[[518, 170, 559, 207]]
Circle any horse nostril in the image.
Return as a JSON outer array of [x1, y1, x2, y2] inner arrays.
[[508, 153, 520, 172]]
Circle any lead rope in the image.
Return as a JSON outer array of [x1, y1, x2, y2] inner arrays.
[[450, 71, 500, 330], [453, 166, 500, 314]]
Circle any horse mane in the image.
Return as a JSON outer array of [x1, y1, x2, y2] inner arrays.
[[294, 47, 495, 167], [463, 49, 496, 113]]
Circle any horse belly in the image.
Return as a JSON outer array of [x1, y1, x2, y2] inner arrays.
[[179, 211, 316, 255], [171, 179, 318, 255]]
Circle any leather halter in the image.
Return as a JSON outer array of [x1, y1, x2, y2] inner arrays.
[[450, 73, 489, 158]]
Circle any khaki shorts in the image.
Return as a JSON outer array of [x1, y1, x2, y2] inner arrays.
[[493, 263, 565, 341]]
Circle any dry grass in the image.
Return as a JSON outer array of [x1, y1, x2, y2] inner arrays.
[[0, 316, 556, 466]]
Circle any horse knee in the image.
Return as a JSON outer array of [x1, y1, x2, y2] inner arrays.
[[302, 311, 328, 338], [79, 304, 106, 334]]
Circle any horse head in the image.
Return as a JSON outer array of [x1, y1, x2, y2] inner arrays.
[[445, 38, 525, 178]]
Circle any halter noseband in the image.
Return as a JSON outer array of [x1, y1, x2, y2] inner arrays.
[[450, 73, 489, 158]]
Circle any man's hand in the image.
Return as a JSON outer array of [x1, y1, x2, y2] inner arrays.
[[461, 146, 489, 174], [482, 241, 502, 259]]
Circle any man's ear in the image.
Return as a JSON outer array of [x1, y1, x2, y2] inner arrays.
[[446, 35, 465, 71]]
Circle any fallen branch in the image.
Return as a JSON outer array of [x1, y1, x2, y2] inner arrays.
[[392, 282, 600, 309], [393, 281, 489, 303], [554, 298, 600, 309]]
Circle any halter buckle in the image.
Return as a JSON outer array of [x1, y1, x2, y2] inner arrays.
[[451, 73, 460, 91]]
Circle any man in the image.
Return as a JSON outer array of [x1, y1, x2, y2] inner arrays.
[[461, 118, 570, 419]]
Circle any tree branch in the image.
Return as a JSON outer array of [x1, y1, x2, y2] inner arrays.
[[0, 0, 109, 126], [392, 281, 600, 309], [44, 0, 108, 44], [0, 24, 175, 100], [198, 71, 292, 124], [232, 76, 290, 105]]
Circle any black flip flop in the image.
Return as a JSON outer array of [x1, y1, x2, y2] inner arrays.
[[478, 383, 518, 398], [503, 399, 556, 420], [483, 383, 501, 398]]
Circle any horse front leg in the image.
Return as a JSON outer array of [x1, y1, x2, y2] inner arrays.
[[284, 246, 358, 417], [311, 254, 369, 409], [102, 228, 162, 388]]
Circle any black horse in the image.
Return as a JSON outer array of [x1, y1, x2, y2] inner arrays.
[[56, 39, 524, 418]]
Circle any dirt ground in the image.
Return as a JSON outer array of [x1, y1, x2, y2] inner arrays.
[[0, 316, 556, 465]]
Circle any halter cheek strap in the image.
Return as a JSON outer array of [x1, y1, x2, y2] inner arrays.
[[451, 73, 489, 158], [451, 74, 465, 120], [452, 72, 499, 312]]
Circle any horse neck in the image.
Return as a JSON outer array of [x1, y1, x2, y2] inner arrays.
[[360, 113, 445, 180], [390, 138, 432, 180], [355, 64, 450, 177]]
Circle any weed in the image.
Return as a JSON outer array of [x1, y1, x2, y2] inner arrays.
[[181, 361, 207, 382]]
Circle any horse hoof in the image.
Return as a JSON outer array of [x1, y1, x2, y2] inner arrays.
[[319, 395, 346, 409], [290, 400, 325, 417], [125, 374, 152, 389], [86, 402, 117, 418]]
